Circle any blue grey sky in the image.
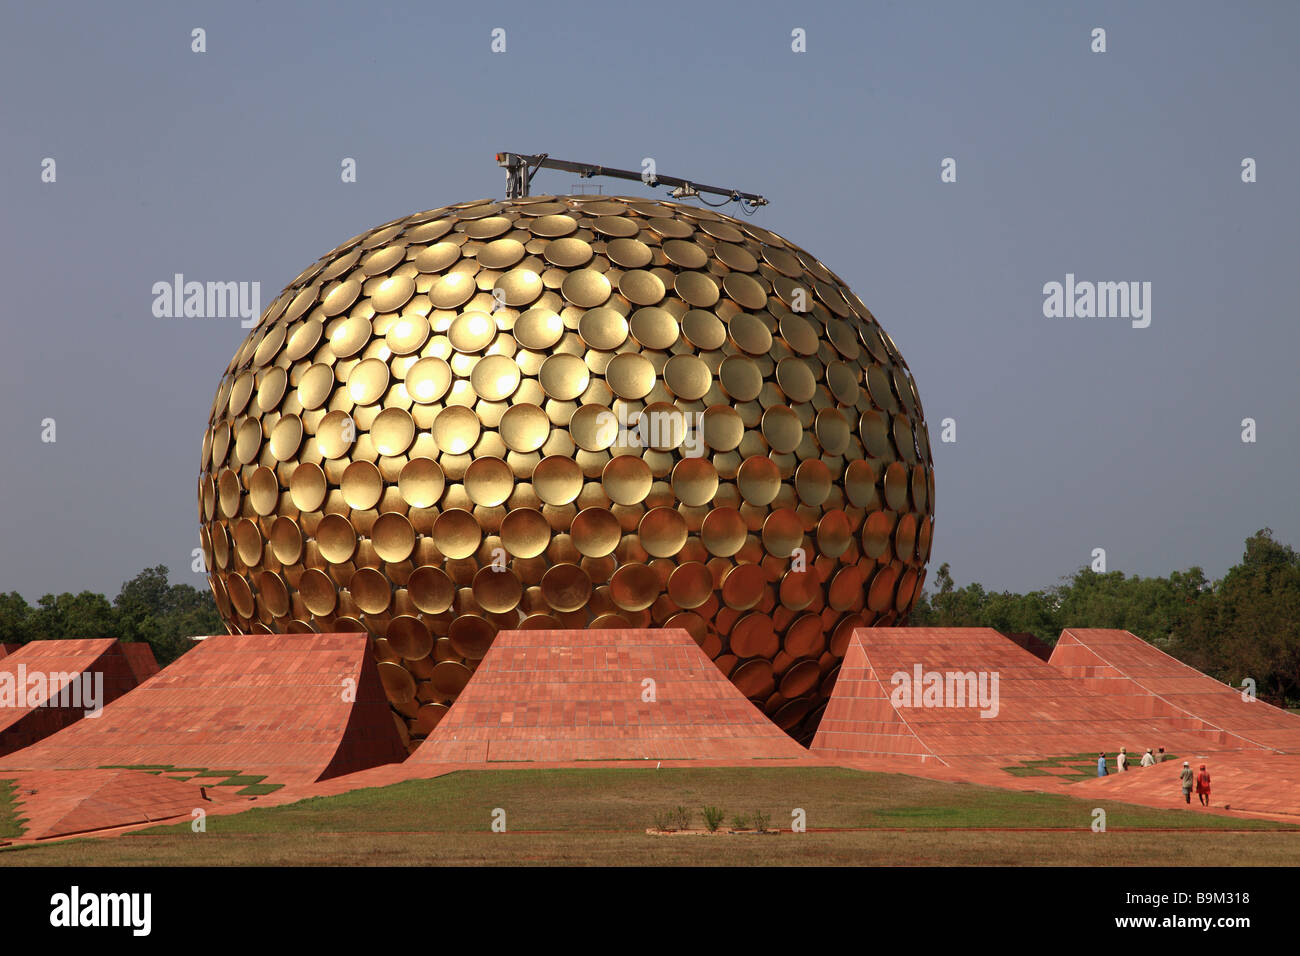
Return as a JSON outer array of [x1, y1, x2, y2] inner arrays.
[[2, 0, 1296, 602]]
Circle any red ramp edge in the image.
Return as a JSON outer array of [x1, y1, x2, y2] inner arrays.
[[1050, 628, 1300, 753], [0, 639, 148, 758], [0, 633, 406, 785], [412, 628, 811, 763], [812, 628, 1266, 767]]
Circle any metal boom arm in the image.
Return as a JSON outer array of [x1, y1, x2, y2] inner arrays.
[[495, 152, 768, 207]]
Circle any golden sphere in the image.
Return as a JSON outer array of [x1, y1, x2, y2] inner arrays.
[[198, 196, 934, 747]]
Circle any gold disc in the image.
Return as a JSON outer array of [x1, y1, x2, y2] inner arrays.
[[533, 455, 584, 505]]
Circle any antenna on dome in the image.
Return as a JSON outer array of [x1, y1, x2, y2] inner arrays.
[[494, 152, 768, 209]]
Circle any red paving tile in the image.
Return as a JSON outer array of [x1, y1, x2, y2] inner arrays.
[[0, 633, 406, 786], [0, 639, 153, 757], [1050, 629, 1300, 753], [811, 628, 1266, 766], [413, 628, 815, 763]]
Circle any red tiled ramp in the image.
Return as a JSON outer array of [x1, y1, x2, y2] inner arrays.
[[2, 769, 207, 841], [1068, 752, 1300, 820], [0, 639, 149, 758], [413, 628, 810, 762], [812, 628, 1257, 766], [1050, 628, 1300, 753], [0, 633, 406, 784]]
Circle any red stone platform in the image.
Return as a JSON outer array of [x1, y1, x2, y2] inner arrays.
[[811, 628, 1256, 766], [1050, 628, 1300, 753], [413, 628, 814, 763], [0, 639, 155, 757], [0, 633, 406, 785]]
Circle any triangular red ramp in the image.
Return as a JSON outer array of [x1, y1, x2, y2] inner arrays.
[[413, 628, 810, 762]]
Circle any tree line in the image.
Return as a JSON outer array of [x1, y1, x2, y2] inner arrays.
[[0, 565, 221, 665]]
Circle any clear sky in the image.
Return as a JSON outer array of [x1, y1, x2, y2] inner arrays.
[[1, 0, 1296, 602]]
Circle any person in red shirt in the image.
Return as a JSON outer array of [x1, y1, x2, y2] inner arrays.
[[1195, 764, 1212, 807]]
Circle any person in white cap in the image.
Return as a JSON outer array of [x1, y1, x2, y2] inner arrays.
[[1117, 747, 1129, 771], [1179, 761, 1194, 804], [1140, 748, 1155, 768]]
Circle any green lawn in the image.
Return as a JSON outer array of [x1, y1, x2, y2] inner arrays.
[[2, 766, 1295, 866], [0, 780, 25, 840]]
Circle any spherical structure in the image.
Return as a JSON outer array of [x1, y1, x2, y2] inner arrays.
[[198, 195, 934, 748]]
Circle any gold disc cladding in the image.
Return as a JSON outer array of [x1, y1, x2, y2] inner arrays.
[[629, 308, 678, 350], [470, 354, 521, 401], [405, 357, 452, 403], [399, 457, 444, 507], [448, 311, 496, 352], [432, 509, 480, 559], [514, 308, 565, 350], [478, 238, 525, 269], [543, 237, 593, 267], [562, 269, 612, 308], [605, 238, 652, 268], [605, 353, 656, 399], [539, 353, 589, 400], [433, 405, 480, 455], [371, 407, 415, 456], [199, 195, 933, 746], [464, 456, 513, 506], [347, 358, 390, 405], [341, 460, 383, 510], [499, 403, 550, 452], [578, 308, 628, 350], [603, 455, 652, 505]]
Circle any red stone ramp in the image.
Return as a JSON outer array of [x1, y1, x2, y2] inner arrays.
[[0, 633, 406, 784], [1, 769, 211, 841], [413, 628, 811, 763], [121, 642, 161, 683], [1050, 629, 1300, 752], [0, 639, 146, 758], [811, 628, 1254, 767], [1067, 752, 1300, 820]]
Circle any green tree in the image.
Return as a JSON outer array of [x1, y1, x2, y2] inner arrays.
[[27, 591, 119, 642], [0, 591, 34, 644], [1171, 530, 1300, 705], [112, 565, 221, 664]]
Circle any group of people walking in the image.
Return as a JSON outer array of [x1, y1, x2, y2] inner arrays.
[[1095, 747, 1212, 806]]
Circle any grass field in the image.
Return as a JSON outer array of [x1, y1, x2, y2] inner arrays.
[[3, 766, 1297, 866], [0, 781, 24, 840]]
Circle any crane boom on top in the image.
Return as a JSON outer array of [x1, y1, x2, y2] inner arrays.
[[494, 152, 768, 208]]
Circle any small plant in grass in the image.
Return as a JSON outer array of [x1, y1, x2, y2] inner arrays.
[[751, 810, 771, 833], [672, 805, 693, 830], [702, 806, 725, 832], [652, 810, 675, 831], [730, 813, 750, 831]]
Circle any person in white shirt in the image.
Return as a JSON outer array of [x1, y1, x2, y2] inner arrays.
[[1117, 747, 1129, 771], [1140, 748, 1155, 768]]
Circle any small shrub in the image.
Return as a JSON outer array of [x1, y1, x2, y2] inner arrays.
[[653, 810, 675, 831], [751, 810, 771, 833], [672, 805, 693, 830], [702, 806, 725, 832], [730, 813, 750, 831]]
